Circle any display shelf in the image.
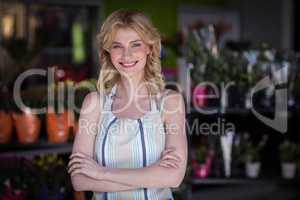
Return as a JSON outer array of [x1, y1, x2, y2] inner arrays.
[[187, 106, 294, 117], [0, 140, 73, 157], [191, 177, 300, 186]]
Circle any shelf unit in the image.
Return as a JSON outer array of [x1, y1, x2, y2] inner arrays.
[[0, 140, 73, 158]]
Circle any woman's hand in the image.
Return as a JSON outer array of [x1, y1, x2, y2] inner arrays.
[[158, 147, 181, 169], [68, 152, 106, 180]]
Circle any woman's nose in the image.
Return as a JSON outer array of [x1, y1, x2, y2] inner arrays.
[[122, 47, 133, 58]]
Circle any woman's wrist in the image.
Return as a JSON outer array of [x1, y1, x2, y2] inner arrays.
[[100, 166, 110, 181]]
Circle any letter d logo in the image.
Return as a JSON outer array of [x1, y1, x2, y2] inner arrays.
[[250, 66, 288, 133]]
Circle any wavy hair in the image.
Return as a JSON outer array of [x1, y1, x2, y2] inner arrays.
[[96, 9, 165, 95]]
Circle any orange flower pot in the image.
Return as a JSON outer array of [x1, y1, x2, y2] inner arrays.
[[0, 111, 13, 144], [74, 191, 86, 200], [46, 108, 75, 143], [12, 111, 41, 144]]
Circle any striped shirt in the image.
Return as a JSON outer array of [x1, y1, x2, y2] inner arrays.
[[93, 84, 174, 200]]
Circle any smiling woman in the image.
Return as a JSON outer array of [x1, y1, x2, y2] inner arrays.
[[68, 9, 187, 200]]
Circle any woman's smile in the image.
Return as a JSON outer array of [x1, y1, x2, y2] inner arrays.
[[119, 60, 139, 68]]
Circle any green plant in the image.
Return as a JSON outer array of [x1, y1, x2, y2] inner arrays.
[[195, 146, 207, 164], [186, 28, 248, 87], [243, 134, 268, 163], [279, 140, 297, 163], [0, 157, 35, 197], [33, 154, 72, 195]]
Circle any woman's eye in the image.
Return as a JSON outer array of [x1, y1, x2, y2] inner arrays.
[[132, 43, 141, 48], [112, 45, 122, 49]]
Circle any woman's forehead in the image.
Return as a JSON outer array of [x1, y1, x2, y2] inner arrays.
[[112, 27, 143, 43]]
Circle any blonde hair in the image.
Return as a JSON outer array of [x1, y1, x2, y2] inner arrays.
[[96, 9, 165, 95]]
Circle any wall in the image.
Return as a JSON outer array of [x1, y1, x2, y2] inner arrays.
[[103, 0, 225, 39]]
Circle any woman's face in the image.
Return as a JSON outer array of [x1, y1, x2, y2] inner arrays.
[[109, 27, 150, 77]]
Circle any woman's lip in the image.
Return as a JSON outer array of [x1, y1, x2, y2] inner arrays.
[[119, 61, 138, 68]]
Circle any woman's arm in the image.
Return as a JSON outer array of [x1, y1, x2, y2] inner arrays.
[[70, 92, 139, 192], [69, 91, 187, 189]]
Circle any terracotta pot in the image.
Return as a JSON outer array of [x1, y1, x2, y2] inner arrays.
[[74, 191, 86, 200], [46, 108, 75, 143], [0, 111, 13, 144], [12, 111, 41, 144]]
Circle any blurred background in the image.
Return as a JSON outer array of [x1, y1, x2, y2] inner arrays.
[[0, 0, 300, 199]]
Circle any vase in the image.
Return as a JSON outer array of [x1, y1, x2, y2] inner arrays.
[[12, 111, 41, 144], [0, 111, 13, 144], [281, 162, 296, 179], [245, 162, 261, 178], [74, 191, 86, 200], [46, 107, 75, 143]]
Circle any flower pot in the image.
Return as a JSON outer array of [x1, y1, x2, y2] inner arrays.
[[74, 191, 86, 200], [281, 162, 296, 179], [46, 108, 75, 143], [0, 111, 13, 144], [192, 152, 213, 179], [245, 162, 261, 178], [192, 86, 208, 108], [12, 111, 41, 144], [0, 187, 28, 200]]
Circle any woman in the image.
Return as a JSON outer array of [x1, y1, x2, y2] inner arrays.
[[68, 10, 187, 200]]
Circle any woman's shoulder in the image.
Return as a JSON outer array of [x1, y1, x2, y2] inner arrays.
[[157, 88, 184, 112], [80, 91, 104, 113], [159, 88, 183, 100]]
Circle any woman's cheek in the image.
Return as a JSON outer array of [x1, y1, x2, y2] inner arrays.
[[110, 55, 120, 68]]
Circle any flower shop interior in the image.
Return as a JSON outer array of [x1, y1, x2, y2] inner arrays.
[[0, 0, 300, 200]]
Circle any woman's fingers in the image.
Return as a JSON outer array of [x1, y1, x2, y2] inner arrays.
[[68, 162, 84, 174], [159, 159, 178, 169], [161, 148, 176, 156], [68, 153, 95, 169], [69, 152, 92, 160], [162, 154, 181, 162], [70, 168, 86, 177], [68, 157, 85, 168]]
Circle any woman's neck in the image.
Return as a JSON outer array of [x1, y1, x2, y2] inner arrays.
[[117, 75, 149, 99]]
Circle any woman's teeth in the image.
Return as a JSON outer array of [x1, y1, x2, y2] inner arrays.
[[120, 61, 138, 68]]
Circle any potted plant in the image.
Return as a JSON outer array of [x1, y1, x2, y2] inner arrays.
[[73, 78, 98, 136], [192, 146, 214, 179], [0, 93, 13, 144], [46, 81, 75, 143], [0, 157, 35, 200], [279, 140, 297, 179], [33, 154, 72, 200], [0, 47, 18, 144], [243, 134, 268, 178], [11, 87, 45, 144]]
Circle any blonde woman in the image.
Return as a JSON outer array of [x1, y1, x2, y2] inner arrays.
[[68, 10, 187, 200]]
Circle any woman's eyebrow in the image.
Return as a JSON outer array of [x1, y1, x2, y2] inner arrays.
[[130, 39, 142, 43], [112, 41, 122, 45], [111, 39, 141, 45]]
